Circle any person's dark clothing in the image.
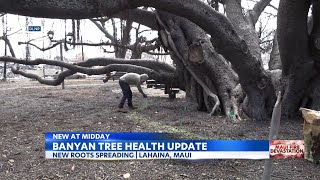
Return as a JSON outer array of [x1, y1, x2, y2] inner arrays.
[[118, 79, 133, 108]]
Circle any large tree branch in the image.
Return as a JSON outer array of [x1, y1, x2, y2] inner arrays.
[[0, 56, 177, 85], [247, 0, 278, 11], [145, 51, 170, 56], [11, 64, 169, 86], [0, 0, 256, 67], [0, 0, 127, 19], [18, 41, 61, 51], [112, 9, 158, 30], [0, 36, 16, 57], [268, 3, 278, 11], [225, 0, 263, 63], [0, 56, 176, 73], [251, 0, 273, 24]]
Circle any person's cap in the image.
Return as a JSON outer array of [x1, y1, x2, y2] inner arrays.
[[140, 74, 149, 81]]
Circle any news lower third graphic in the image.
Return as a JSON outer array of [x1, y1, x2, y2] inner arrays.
[[45, 132, 304, 160]]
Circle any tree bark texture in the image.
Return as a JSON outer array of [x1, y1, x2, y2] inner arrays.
[[225, 0, 263, 64], [269, 32, 281, 70], [278, 0, 320, 117], [157, 11, 246, 120]]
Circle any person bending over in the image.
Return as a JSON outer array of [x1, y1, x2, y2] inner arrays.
[[118, 73, 148, 109]]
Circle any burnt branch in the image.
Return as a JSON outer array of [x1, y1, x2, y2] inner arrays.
[[111, 9, 158, 30], [0, 56, 177, 85], [0, 56, 175, 73], [0, 36, 16, 57], [268, 3, 278, 11], [145, 51, 170, 55], [18, 41, 61, 51], [251, 0, 273, 24], [225, 0, 263, 63], [11, 64, 165, 86]]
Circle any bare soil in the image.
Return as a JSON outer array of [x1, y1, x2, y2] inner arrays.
[[0, 79, 319, 180]]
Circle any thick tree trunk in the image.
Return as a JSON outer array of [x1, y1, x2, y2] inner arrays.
[[223, 0, 276, 120], [116, 20, 132, 58], [302, 0, 320, 111], [157, 11, 241, 119], [303, 76, 320, 110], [278, 0, 319, 118], [130, 43, 142, 59]]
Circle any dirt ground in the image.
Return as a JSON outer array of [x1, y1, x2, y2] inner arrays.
[[0, 79, 319, 180]]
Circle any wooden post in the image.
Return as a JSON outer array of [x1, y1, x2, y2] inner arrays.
[[60, 42, 65, 89], [81, 36, 84, 61], [3, 35, 7, 80], [262, 91, 282, 180]]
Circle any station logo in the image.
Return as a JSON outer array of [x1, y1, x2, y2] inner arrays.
[[270, 140, 304, 159]]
